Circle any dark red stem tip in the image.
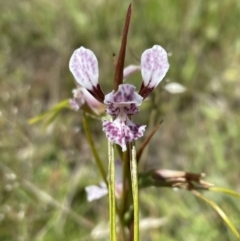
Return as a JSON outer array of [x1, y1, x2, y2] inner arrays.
[[113, 4, 132, 92]]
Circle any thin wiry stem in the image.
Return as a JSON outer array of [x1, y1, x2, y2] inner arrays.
[[82, 112, 107, 184], [83, 112, 125, 239], [108, 139, 117, 241], [130, 145, 139, 241]]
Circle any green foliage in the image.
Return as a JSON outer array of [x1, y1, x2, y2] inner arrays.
[[0, 0, 240, 240]]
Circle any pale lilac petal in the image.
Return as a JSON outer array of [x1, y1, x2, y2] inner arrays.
[[104, 84, 143, 106], [141, 45, 169, 87], [105, 84, 142, 117], [69, 47, 105, 102], [70, 87, 105, 114], [139, 45, 169, 98], [80, 87, 105, 114], [102, 115, 146, 152], [85, 182, 108, 202], [69, 47, 99, 90], [86, 160, 123, 201], [123, 65, 141, 80]]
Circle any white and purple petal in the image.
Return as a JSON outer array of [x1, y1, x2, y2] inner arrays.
[[106, 103, 139, 117], [85, 160, 123, 201], [123, 104, 140, 115], [69, 47, 105, 102], [70, 87, 105, 114], [102, 114, 146, 152], [85, 182, 108, 202], [139, 45, 169, 98], [69, 47, 98, 90], [80, 87, 105, 114], [104, 84, 143, 106], [105, 103, 120, 117]]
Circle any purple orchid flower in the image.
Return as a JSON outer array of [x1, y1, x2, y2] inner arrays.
[[69, 65, 141, 114], [69, 45, 169, 151]]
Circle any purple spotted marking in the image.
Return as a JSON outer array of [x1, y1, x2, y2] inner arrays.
[[103, 117, 146, 152]]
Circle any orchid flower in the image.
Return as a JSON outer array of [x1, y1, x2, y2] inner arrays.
[[85, 160, 123, 202], [69, 65, 141, 114], [69, 45, 169, 151]]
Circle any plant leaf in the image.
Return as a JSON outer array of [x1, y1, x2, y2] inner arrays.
[[28, 99, 70, 125], [210, 187, 240, 200], [192, 190, 240, 240]]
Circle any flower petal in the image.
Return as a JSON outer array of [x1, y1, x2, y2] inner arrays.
[[104, 84, 143, 106], [69, 47, 99, 89], [80, 87, 105, 114], [124, 104, 140, 115], [85, 182, 108, 202], [103, 115, 146, 152], [139, 45, 169, 98], [106, 103, 139, 117], [69, 47, 105, 102], [123, 65, 141, 80], [105, 103, 120, 117], [70, 87, 105, 114]]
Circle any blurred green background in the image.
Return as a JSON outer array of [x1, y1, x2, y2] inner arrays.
[[0, 0, 240, 240]]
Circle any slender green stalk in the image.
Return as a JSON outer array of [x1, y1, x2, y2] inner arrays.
[[108, 140, 117, 241], [83, 113, 125, 239], [192, 190, 240, 240], [130, 145, 139, 241], [82, 112, 107, 184], [210, 187, 240, 200]]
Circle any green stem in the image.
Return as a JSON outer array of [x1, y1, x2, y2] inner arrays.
[[82, 112, 107, 184], [130, 145, 139, 241], [83, 113, 125, 239], [108, 140, 117, 241]]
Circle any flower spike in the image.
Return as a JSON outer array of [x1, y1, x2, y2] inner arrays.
[[69, 47, 105, 102], [139, 45, 169, 99]]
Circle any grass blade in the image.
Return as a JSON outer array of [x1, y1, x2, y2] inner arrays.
[[210, 187, 240, 200], [192, 190, 240, 240]]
